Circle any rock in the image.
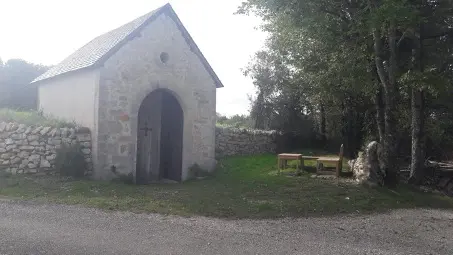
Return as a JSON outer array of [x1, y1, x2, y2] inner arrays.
[[60, 128, 69, 137], [32, 126, 43, 134], [6, 123, 17, 132], [77, 133, 91, 142], [28, 154, 41, 161], [27, 135, 40, 141], [0, 148, 6, 153], [0, 153, 11, 160], [29, 141, 40, 146], [40, 126, 51, 135], [5, 138, 14, 145], [11, 168, 17, 175], [34, 146, 45, 152], [40, 159, 51, 168], [46, 154, 57, 161], [16, 124, 26, 133], [28, 163, 38, 169], [69, 128, 76, 138], [28, 168, 38, 173], [0, 143, 5, 149], [10, 133, 26, 140], [24, 126, 33, 134], [49, 139, 62, 145], [81, 142, 91, 148], [82, 148, 91, 155], [0, 122, 7, 132], [11, 157, 21, 164], [350, 141, 385, 186], [18, 151, 30, 158], [16, 139, 28, 145], [62, 138, 72, 145], [19, 145, 35, 151], [1, 160, 10, 165], [6, 145, 17, 151]]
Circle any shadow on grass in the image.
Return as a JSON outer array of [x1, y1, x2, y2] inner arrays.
[[0, 154, 452, 219]]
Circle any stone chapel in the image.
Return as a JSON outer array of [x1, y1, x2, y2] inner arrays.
[[31, 3, 222, 182]]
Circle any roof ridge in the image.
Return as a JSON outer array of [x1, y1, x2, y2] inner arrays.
[[31, 2, 223, 88]]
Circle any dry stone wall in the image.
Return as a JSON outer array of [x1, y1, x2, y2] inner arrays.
[[215, 127, 278, 157], [0, 122, 92, 175]]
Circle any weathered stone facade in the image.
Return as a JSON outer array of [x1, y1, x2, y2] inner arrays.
[[215, 127, 277, 157], [95, 13, 217, 180], [0, 122, 92, 175], [33, 5, 220, 182]]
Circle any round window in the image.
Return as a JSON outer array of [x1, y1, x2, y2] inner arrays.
[[160, 52, 169, 64]]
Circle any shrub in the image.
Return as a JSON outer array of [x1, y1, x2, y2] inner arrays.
[[188, 163, 209, 179], [0, 108, 77, 128], [55, 143, 86, 177], [110, 165, 135, 185]]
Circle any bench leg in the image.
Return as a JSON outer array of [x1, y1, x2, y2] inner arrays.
[[278, 158, 281, 175], [336, 162, 341, 178]]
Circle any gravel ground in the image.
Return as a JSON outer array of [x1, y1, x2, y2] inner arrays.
[[0, 200, 452, 255]]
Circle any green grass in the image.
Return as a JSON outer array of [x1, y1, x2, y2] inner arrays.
[[0, 108, 77, 127], [0, 154, 452, 219]]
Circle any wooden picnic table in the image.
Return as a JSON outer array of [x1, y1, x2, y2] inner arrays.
[[277, 153, 319, 175]]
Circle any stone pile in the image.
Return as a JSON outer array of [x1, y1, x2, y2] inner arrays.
[[0, 122, 92, 175], [215, 127, 277, 157], [348, 141, 386, 186]]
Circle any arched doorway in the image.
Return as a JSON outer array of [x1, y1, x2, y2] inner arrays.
[[136, 89, 183, 184]]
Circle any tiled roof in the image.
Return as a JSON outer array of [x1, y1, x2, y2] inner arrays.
[[31, 3, 223, 88]]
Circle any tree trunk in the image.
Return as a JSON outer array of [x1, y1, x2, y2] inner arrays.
[[409, 89, 425, 184], [381, 21, 400, 187], [375, 87, 385, 143], [372, 21, 399, 187], [409, 18, 426, 185], [320, 103, 327, 146]]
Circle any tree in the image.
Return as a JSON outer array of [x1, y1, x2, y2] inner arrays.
[[0, 58, 49, 110], [238, 0, 453, 187]]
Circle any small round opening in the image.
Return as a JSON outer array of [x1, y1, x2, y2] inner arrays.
[[160, 52, 169, 64]]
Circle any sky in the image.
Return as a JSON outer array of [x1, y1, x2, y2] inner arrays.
[[0, 0, 267, 117]]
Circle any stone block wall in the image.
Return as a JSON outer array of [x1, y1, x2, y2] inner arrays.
[[215, 127, 278, 157], [0, 122, 92, 175]]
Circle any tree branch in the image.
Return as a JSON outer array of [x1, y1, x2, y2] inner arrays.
[[422, 29, 453, 40]]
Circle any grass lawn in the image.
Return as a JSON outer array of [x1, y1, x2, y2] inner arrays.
[[0, 154, 452, 219]]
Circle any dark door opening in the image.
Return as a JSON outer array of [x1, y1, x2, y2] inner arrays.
[[136, 89, 183, 184]]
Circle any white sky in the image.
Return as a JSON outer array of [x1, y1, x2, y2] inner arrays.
[[0, 0, 267, 116]]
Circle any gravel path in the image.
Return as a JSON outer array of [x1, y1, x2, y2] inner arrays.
[[0, 200, 452, 254]]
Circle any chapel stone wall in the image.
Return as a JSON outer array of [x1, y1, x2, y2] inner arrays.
[[0, 122, 92, 175], [215, 127, 278, 157], [95, 13, 217, 180]]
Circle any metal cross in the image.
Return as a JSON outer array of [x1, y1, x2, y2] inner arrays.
[[140, 122, 152, 137]]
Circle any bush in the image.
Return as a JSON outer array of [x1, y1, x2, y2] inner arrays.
[[188, 163, 209, 179], [110, 165, 135, 185], [55, 143, 86, 177], [0, 108, 77, 127]]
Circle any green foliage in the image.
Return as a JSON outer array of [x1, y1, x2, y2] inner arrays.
[[55, 144, 87, 178], [238, 0, 453, 163], [0, 58, 49, 110], [216, 113, 254, 129], [0, 108, 77, 127]]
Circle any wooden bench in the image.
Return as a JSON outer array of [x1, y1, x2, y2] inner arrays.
[[277, 154, 321, 175], [316, 144, 344, 177]]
